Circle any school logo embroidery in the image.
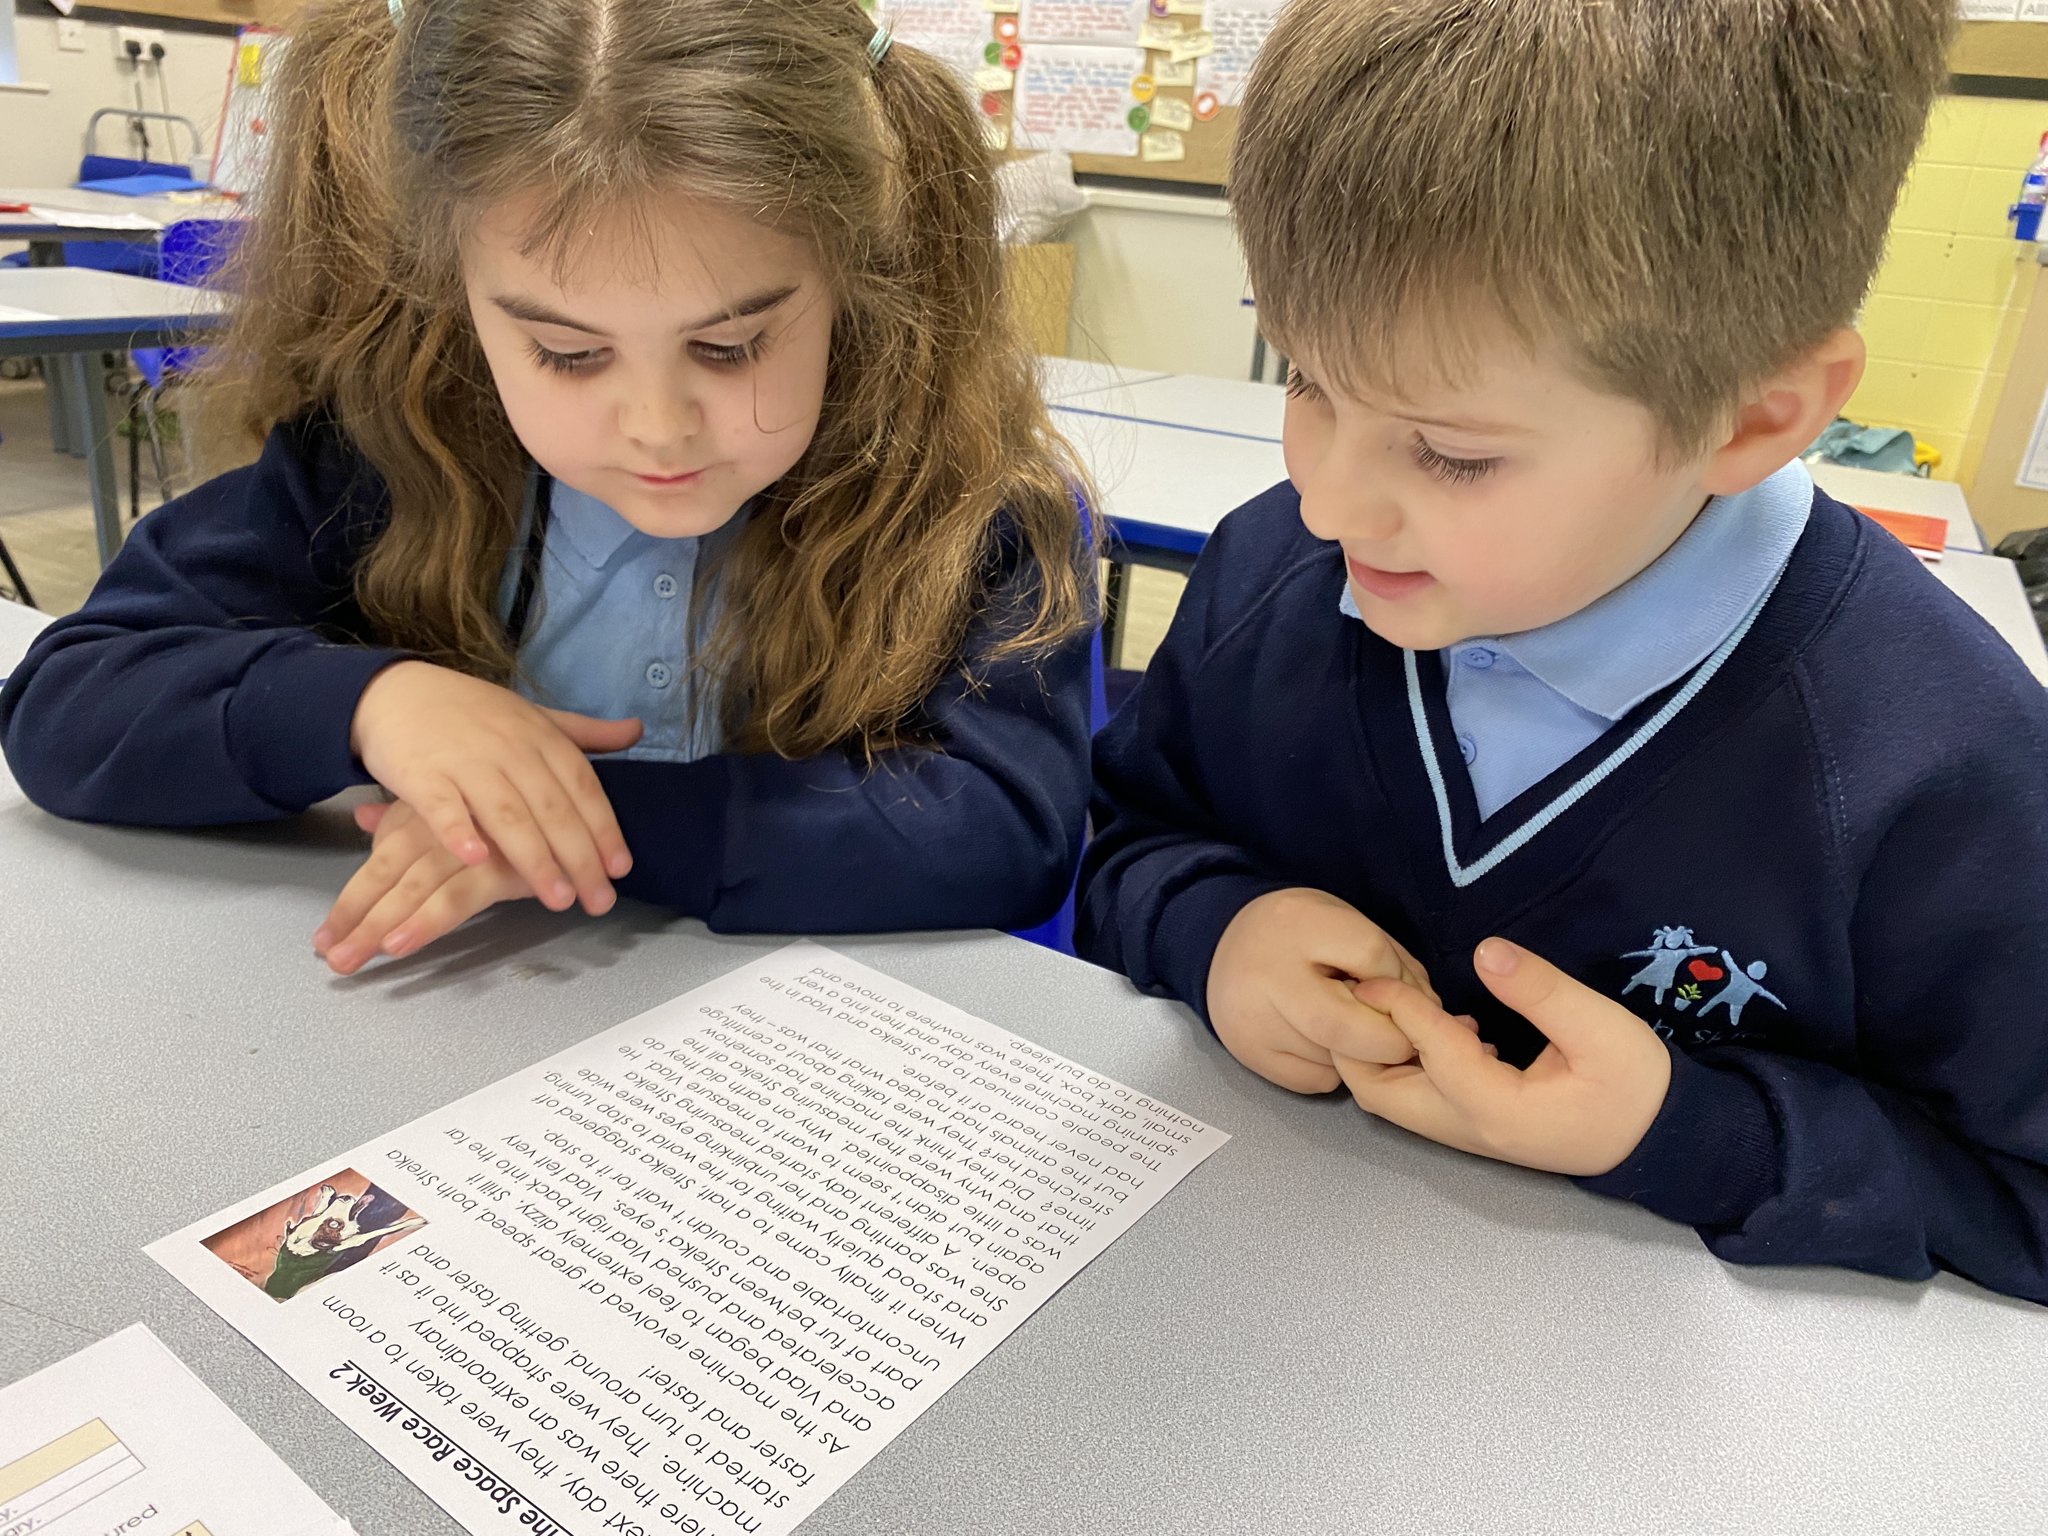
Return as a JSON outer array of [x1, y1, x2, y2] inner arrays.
[[1619, 925, 1784, 1045]]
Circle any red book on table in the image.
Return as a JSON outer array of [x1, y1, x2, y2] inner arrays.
[[1855, 505, 1946, 562]]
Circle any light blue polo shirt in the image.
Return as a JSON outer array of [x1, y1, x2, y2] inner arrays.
[[507, 482, 745, 763], [1342, 460, 1814, 818]]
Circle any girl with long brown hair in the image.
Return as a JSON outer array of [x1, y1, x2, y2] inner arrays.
[[0, 0, 1096, 968]]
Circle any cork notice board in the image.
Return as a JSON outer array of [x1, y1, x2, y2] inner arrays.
[[893, 0, 1264, 189], [974, 13, 2045, 190]]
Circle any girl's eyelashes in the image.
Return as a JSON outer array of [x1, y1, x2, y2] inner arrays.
[[527, 339, 606, 376], [692, 334, 766, 369], [1411, 436, 1502, 485], [523, 333, 766, 375]]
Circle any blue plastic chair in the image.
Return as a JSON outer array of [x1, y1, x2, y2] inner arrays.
[[1011, 624, 1111, 956], [132, 217, 238, 386]]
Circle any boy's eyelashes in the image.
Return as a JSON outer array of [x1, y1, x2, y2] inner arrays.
[[522, 334, 765, 376], [1411, 436, 1501, 485], [1285, 368, 1322, 401]]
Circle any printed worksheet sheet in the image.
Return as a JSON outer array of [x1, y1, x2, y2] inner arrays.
[[0, 1325, 346, 1536], [149, 943, 1228, 1536]]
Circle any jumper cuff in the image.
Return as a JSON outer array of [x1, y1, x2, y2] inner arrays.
[[1576, 1040, 1780, 1231]]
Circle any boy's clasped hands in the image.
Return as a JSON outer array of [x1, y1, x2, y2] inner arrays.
[[1210, 889, 1671, 1176], [313, 661, 641, 975]]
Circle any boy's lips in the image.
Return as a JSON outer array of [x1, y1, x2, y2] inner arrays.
[[1348, 557, 1435, 601]]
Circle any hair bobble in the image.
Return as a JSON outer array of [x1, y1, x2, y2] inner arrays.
[[868, 24, 893, 67], [388, 0, 405, 26]]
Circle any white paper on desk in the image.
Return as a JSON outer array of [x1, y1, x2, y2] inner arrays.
[[1192, 0, 1283, 106], [1013, 44, 1146, 156], [0, 1323, 347, 1536], [0, 304, 55, 322], [149, 942, 1229, 1536], [27, 205, 161, 232]]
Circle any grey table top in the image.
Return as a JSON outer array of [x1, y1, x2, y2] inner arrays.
[[0, 267, 227, 356], [2, 603, 2044, 1532]]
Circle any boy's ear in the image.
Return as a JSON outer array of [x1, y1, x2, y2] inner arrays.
[[1698, 328, 1866, 497]]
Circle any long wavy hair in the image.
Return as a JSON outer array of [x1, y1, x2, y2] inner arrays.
[[198, 0, 1093, 757]]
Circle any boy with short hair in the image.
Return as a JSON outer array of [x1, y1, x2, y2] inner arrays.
[[1077, 0, 2048, 1302]]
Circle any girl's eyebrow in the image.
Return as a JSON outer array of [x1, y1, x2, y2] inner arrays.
[[491, 285, 800, 337]]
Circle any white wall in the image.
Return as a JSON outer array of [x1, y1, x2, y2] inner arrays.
[[1064, 186, 1264, 381], [0, 13, 236, 187]]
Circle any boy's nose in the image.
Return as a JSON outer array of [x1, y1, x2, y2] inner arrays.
[[1299, 480, 1404, 545]]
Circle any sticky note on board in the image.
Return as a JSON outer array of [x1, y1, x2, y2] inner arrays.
[[1141, 129, 1187, 161], [984, 119, 1012, 150], [981, 0, 1021, 10], [1166, 0, 1207, 12], [1168, 28, 1215, 61], [974, 65, 1016, 90], [1151, 56, 1196, 85], [1149, 95, 1194, 131], [1138, 17, 1184, 48], [237, 41, 263, 87]]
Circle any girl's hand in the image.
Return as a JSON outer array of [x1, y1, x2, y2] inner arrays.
[[348, 660, 641, 917], [315, 800, 541, 973]]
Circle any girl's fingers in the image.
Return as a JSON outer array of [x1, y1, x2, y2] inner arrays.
[[325, 850, 461, 974], [408, 777, 490, 867], [461, 769, 574, 911], [543, 739, 633, 881], [383, 868, 503, 959], [505, 755, 615, 915], [317, 815, 440, 952]]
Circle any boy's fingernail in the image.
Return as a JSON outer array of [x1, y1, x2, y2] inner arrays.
[[1476, 939, 1522, 976], [609, 853, 632, 878], [384, 931, 414, 956], [312, 925, 333, 951], [329, 946, 359, 971]]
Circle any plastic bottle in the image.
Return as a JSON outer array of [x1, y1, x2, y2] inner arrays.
[[2012, 131, 2048, 242]]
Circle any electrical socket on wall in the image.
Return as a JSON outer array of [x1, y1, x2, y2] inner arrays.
[[57, 19, 89, 52], [115, 26, 168, 59]]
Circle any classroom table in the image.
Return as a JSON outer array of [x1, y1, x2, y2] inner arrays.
[[1037, 356, 1170, 403], [0, 184, 227, 249], [3, 738, 2045, 1532], [1928, 548, 2048, 683], [1051, 369, 2048, 681], [1066, 370, 1288, 444], [0, 186, 229, 456], [1808, 460, 1984, 552], [0, 268, 228, 568], [0, 595, 47, 674], [1048, 386, 1288, 662]]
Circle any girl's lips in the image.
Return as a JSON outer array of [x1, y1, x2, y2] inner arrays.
[[1348, 557, 1435, 601], [633, 468, 705, 488]]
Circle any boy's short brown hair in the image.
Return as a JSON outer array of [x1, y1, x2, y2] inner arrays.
[[1231, 0, 1955, 454]]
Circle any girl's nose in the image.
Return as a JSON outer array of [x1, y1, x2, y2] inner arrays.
[[621, 387, 702, 459]]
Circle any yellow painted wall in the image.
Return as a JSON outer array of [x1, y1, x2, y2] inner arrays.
[[1849, 95, 2046, 481]]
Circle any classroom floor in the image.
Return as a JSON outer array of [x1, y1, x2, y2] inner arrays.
[[0, 375, 136, 615], [0, 371, 1185, 670]]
